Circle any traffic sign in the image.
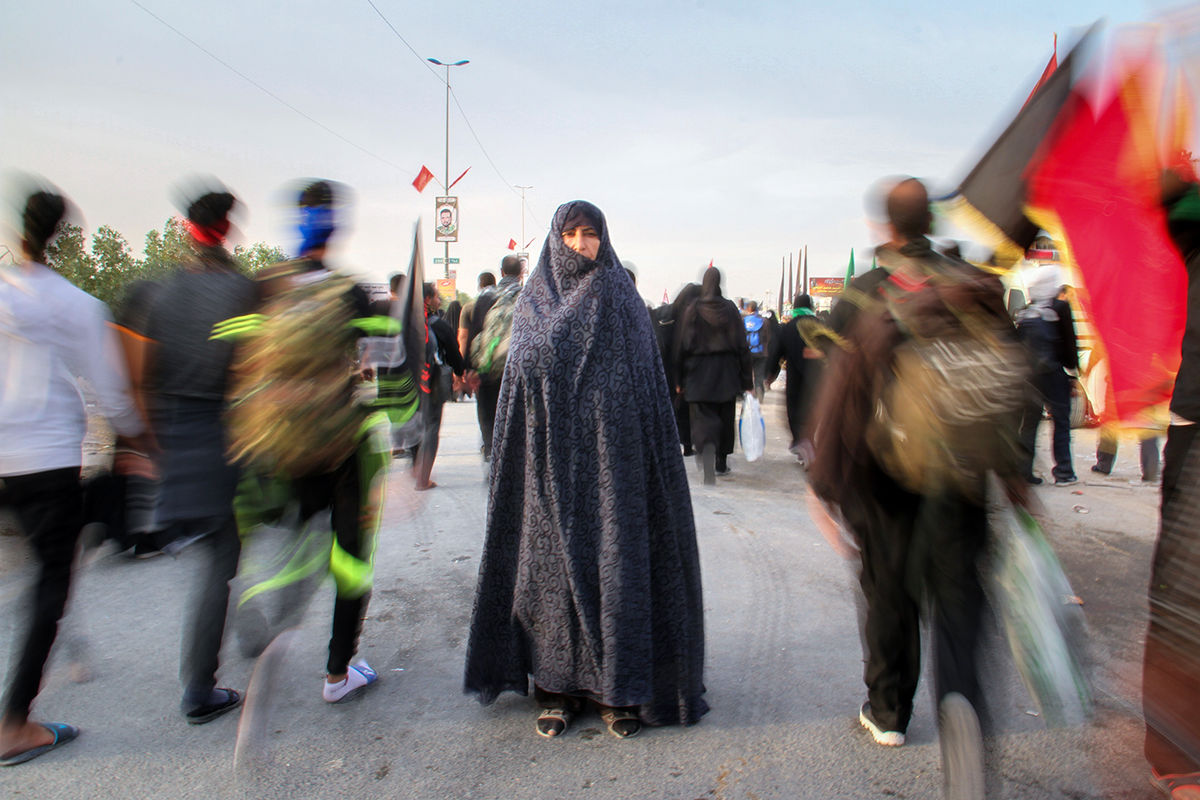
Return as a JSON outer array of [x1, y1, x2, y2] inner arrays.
[[433, 258, 460, 264]]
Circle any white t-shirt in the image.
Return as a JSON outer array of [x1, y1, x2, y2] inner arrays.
[[0, 262, 142, 475]]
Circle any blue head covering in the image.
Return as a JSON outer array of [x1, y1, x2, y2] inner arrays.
[[297, 204, 336, 256]]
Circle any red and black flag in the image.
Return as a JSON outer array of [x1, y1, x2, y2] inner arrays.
[[941, 23, 1100, 264]]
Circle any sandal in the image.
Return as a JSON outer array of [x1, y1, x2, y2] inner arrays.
[[184, 688, 243, 725], [1152, 770, 1200, 799], [0, 722, 79, 767], [535, 707, 574, 738], [599, 706, 641, 739]]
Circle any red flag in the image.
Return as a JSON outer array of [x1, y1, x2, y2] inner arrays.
[[448, 166, 471, 191], [412, 166, 434, 193], [1027, 77, 1187, 422], [662, 289, 669, 305], [1023, 34, 1058, 109], [507, 238, 517, 250]]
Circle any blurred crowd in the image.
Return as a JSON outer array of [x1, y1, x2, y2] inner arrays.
[[2, 147, 1198, 800]]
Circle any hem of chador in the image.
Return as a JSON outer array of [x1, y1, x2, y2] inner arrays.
[[464, 679, 709, 726]]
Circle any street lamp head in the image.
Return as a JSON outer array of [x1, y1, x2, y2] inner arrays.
[[428, 58, 470, 66]]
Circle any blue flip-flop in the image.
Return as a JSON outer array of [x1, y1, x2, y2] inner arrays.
[[0, 722, 79, 767]]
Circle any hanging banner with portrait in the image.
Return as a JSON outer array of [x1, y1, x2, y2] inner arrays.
[[435, 196, 459, 242]]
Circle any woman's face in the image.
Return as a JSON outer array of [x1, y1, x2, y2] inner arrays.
[[561, 225, 601, 261]]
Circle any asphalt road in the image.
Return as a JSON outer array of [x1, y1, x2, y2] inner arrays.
[[0, 390, 1164, 799]]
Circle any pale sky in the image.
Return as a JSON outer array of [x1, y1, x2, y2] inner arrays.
[[1, 0, 1159, 305]]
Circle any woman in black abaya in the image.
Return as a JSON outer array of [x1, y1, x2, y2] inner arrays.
[[463, 201, 707, 739], [676, 267, 753, 484]]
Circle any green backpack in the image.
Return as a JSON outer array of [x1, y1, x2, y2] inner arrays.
[[469, 283, 520, 378], [223, 261, 363, 476]]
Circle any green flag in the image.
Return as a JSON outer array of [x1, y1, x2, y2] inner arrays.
[[845, 248, 855, 286], [871, 253, 877, 271]]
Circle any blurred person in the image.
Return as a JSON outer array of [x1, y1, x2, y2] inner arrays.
[[743, 300, 768, 401], [651, 283, 700, 456], [1015, 271, 1079, 485], [1143, 169, 1200, 798], [675, 266, 753, 483], [765, 293, 843, 461], [444, 298, 463, 400], [809, 177, 1027, 798], [223, 180, 388, 705], [129, 185, 256, 724], [457, 271, 497, 374], [466, 256, 522, 461], [371, 273, 421, 456], [410, 281, 466, 490], [1, 188, 144, 764], [1092, 425, 1161, 483], [464, 200, 707, 738]]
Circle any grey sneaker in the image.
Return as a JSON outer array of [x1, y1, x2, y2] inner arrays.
[[859, 701, 905, 746], [939, 692, 984, 800]]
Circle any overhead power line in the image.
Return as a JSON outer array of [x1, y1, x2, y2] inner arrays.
[[128, 0, 405, 172], [363, 0, 544, 231]]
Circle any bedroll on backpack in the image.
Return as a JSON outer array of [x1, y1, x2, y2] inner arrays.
[[864, 274, 1027, 500], [469, 287, 519, 378], [225, 267, 364, 476]]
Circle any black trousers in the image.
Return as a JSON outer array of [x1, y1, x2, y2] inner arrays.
[[1144, 423, 1200, 775], [689, 400, 736, 458], [413, 371, 449, 485], [0, 468, 83, 724], [1018, 369, 1075, 480], [176, 515, 241, 702], [476, 379, 501, 458], [844, 467, 988, 733], [295, 455, 370, 676]]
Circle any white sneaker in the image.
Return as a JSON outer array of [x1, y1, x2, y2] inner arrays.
[[323, 660, 378, 703], [859, 701, 905, 746]]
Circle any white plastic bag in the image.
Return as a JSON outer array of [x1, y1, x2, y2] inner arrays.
[[739, 392, 765, 462], [992, 506, 1092, 726]]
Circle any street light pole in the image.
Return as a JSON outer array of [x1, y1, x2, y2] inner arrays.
[[427, 57, 469, 278], [514, 185, 532, 252]]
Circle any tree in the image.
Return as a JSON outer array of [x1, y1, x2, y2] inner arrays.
[[233, 241, 288, 274], [90, 226, 136, 306], [44, 224, 97, 294], [140, 217, 192, 279], [43, 216, 287, 310]]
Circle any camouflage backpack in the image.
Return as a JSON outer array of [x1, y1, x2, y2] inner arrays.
[[469, 281, 520, 378], [222, 261, 363, 476], [863, 264, 1028, 499]]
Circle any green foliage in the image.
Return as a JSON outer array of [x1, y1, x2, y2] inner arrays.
[[233, 241, 289, 275], [42, 217, 287, 309]]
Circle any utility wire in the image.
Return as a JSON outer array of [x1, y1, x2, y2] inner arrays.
[[449, 88, 545, 230], [363, 0, 443, 81], [128, 0, 405, 172], [364, 0, 544, 231]]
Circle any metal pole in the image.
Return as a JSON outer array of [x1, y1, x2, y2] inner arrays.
[[443, 64, 450, 278], [428, 58, 468, 280], [515, 185, 532, 252]]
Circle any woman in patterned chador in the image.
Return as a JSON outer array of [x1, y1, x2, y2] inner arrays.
[[464, 200, 708, 739]]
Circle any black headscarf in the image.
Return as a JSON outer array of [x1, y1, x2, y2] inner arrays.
[[680, 266, 744, 354], [464, 200, 708, 726]]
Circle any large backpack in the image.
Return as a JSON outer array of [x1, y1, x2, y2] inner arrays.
[[469, 282, 520, 378], [863, 263, 1027, 499], [223, 261, 364, 476]]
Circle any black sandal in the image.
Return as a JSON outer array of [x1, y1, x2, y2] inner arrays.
[[599, 706, 641, 739], [535, 707, 574, 738]]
